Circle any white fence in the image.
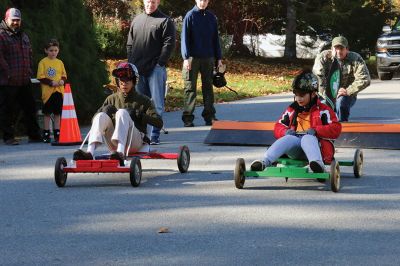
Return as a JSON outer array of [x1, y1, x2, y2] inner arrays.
[[240, 34, 328, 59]]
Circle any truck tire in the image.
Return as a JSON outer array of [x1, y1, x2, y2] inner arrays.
[[378, 72, 393, 80]]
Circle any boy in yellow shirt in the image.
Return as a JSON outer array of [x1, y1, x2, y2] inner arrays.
[[37, 39, 67, 143]]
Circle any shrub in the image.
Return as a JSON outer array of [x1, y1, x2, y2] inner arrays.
[[1, 0, 109, 124], [94, 17, 130, 59]]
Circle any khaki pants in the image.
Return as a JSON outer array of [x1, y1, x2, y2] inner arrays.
[[89, 109, 144, 154]]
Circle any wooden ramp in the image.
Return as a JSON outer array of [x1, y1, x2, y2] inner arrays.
[[204, 120, 400, 149]]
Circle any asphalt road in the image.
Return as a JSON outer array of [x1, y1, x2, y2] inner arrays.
[[1, 79, 400, 265]]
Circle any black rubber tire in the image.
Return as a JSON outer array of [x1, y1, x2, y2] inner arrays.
[[353, 149, 363, 178], [378, 71, 393, 81], [329, 159, 340, 192], [234, 158, 246, 189], [177, 145, 190, 173], [55, 157, 67, 187], [129, 157, 142, 187]]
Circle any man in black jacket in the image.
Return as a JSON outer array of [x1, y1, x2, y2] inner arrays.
[[127, 0, 176, 145]]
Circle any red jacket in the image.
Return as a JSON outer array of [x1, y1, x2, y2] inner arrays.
[[274, 98, 342, 164]]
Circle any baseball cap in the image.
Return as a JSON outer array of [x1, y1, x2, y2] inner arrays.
[[332, 36, 348, 48], [5, 8, 21, 20]]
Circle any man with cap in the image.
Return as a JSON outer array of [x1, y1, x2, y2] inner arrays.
[[73, 62, 163, 165], [313, 36, 371, 122], [0, 8, 41, 145]]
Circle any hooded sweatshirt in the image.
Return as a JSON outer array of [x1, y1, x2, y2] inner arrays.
[[98, 89, 163, 135]]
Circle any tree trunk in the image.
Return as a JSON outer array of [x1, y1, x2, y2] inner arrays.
[[231, 27, 250, 56], [284, 0, 297, 59], [228, 0, 250, 56]]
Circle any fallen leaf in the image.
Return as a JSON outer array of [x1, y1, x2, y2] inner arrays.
[[158, 227, 170, 233]]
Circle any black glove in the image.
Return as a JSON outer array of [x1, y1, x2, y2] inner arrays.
[[128, 104, 144, 122], [285, 129, 296, 136], [321, 113, 328, 125], [306, 128, 316, 136], [280, 114, 290, 126], [143, 135, 151, 144], [102, 104, 117, 119]]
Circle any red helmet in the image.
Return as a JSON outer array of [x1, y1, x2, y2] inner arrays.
[[112, 62, 139, 81]]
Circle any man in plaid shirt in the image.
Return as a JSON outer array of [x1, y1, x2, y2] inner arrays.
[[0, 8, 41, 145]]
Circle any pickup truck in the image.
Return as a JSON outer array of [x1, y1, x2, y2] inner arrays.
[[376, 19, 400, 80]]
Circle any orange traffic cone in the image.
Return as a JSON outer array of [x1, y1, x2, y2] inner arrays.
[[52, 83, 82, 146]]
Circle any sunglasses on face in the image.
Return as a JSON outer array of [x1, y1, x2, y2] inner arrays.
[[118, 77, 132, 82], [113, 67, 134, 79]]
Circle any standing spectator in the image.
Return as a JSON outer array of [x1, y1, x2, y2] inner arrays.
[[181, 0, 223, 127], [0, 8, 41, 145], [37, 39, 67, 143], [127, 0, 176, 145], [313, 36, 371, 122]]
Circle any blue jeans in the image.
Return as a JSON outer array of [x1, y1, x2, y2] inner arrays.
[[263, 135, 322, 164], [136, 65, 166, 138], [336, 95, 357, 122]]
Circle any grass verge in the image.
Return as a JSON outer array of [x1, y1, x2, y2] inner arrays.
[[105, 56, 377, 112], [105, 57, 312, 111]]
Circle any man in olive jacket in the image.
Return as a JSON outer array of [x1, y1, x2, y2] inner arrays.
[[313, 36, 370, 122], [73, 63, 163, 164]]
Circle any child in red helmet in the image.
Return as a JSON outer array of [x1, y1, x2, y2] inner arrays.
[[73, 62, 163, 165], [251, 70, 342, 173]]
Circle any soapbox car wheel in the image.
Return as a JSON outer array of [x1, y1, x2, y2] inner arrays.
[[353, 149, 363, 178], [234, 158, 246, 189], [129, 157, 142, 187], [177, 145, 190, 173], [329, 159, 341, 192], [55, 157, 68, 187]]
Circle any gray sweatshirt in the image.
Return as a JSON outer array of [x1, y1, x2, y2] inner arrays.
[[127, 9, 176, 76]]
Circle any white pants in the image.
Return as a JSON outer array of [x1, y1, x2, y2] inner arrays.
[[88, 109, 144, 154]]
